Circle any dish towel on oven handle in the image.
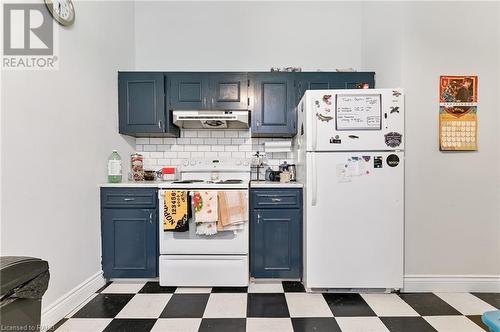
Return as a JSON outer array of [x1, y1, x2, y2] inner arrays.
[[217, 190, 248, 232], [163, 190, 190, 232], [193, 191, 218, 235]]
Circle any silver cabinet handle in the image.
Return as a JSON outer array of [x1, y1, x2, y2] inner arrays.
[[203, 97, 207, 107], [158, 120, 163, 130], [149, 212, 153, 224], [211, 97, 214, 105], [257, 213, 261, 224], [123, 198, 135, 201], [271, 198, 282, 202], [256, 120, 261, 127]]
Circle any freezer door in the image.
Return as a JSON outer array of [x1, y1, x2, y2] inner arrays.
[[304, 151, 404, 289], [305, 89, 404, 151]]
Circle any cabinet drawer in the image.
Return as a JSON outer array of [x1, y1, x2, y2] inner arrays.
[[251, 189, 302, 209], [101, 188, 157, 208]]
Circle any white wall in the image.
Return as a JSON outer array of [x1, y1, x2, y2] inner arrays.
[[1, 0, 136, 319], [362, 2, 500, 279], [134, 1, 363, 71]]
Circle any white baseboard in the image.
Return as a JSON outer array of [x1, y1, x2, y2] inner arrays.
[[404, 274, 500, 293], [41, 271, 105, 331]]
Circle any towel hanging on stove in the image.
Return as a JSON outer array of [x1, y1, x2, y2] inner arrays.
[[217, 191, 248, 232], [163, 191, 190, 232], [193, 191, 218, 235]]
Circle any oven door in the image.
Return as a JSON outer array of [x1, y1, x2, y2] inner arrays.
[[159, 190, 249, 255]]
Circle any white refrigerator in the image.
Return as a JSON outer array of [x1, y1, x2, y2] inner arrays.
[[295, 89, 404, 291]]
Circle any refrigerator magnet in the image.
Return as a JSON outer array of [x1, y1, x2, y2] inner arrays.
[[384, 132, 402, 148]]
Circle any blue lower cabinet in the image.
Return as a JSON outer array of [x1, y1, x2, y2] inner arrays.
[[250, 189, 303, 279], [101, 189, 158, 278]]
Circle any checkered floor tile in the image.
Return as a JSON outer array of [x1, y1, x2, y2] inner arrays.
[[53, 281, 500, 331]]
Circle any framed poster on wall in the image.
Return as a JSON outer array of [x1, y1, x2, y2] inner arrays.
[[439, 76, 478, 151]]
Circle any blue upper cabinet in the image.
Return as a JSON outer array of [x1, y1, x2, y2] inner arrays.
[[118, 72, 179, 137], [168, 73, 210, 110], [249, 73, 296, 137], [296, 72, 375, 103], [210, 73, 249, 110]]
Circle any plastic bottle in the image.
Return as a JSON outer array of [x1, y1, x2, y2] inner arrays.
[[107, 150, 122, 183]]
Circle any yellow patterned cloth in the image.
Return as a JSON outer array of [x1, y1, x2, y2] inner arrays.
[[163, 191, 189, 232]]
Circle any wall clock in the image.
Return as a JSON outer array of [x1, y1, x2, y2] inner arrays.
[[45, 0, 75, 26]]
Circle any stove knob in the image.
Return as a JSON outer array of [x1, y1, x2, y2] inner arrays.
[[190, 160, 196, 166], [183, 160, 189, 166], [236, 160, 242, 166], [243, 161, 250, 166]]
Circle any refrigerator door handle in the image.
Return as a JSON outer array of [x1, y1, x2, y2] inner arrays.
[[311, 153, 317, 206]]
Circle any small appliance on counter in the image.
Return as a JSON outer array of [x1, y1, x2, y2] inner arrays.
[[250, 152, 268, 181]]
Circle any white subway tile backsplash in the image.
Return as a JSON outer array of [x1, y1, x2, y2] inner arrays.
[[231, 138, 245, 145], [231, 152, 245, 158], [224, 131, 238, 138], [204, 138, 217, 145], [183, 131, 198, 138], [198, 131, 212, 138], [136, 138, 149, 144], [212, 145, 225, 152], [191, 138, 204, 145], [164, 152, 177, 158], [177, 138, 190, 145], [210, 131, 225, 138], [178, 152, 191, 158], [149, 138, 163, 144], [198, 145, 211, 152], [163, 138, 177, 144], [136, 130, 294, 169], [150, 152, 164, 159], [170, 145, 184, 152], [218, 138, 231, 145]]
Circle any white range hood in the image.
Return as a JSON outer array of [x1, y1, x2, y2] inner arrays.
[[172, 110, 250, 129]]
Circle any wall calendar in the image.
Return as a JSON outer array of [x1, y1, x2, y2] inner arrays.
[[439, 75, 478, 151]]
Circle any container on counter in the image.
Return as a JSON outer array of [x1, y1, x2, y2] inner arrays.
[[130, 153, 144, 181], [107, 150, 122, 183], [161, 167, 178, 181], [144, 170, 157, 181], [280, 170, 291, 183]]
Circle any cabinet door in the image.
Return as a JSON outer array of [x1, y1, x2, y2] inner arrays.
[[118, 72, 165, 135], [168, 73, 209, 110], [251, 209, 301, 278], [249, 73, 296, 137], [296, 72, 376, 102], [209, 73, 248, 110], [102, 208, 157, 278]]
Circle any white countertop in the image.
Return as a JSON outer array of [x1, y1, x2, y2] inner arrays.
[[100, 181, 171, 188], [250, 181, 303, 188], [100, 181, 248, 189]]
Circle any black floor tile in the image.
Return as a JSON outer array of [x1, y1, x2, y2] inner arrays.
[[247, 293, 290, 317], [282, 281, 306, 293], [292, 317, 342, 332], [103, 319, 156, 332], [138, 281, 176, 294], [380, 317, 438, 332], [159, 294, 209, 318], [96, 282, 112, 293], [398, 293, 461, 316], [52, 318, 68, 331], [472, 293, 500, 309], [199, 318, 246, 332], [467, 315, 489, 331], [72, 294, 134, 318], [322, 293, 376, 317], [211, 287, 248, 293]]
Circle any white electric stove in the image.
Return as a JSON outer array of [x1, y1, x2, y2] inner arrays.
[[158, 159, 251, 287]]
